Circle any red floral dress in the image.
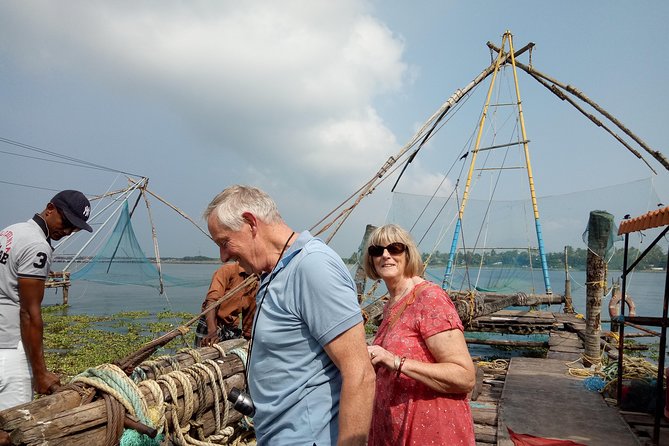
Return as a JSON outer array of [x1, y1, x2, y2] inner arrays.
[[368, 281, 476, 446]]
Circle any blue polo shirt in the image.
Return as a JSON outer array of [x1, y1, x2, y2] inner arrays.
[[249, 231, 362, 445]]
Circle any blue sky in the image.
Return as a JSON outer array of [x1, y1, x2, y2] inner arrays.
[[1, 1, 667, 258]]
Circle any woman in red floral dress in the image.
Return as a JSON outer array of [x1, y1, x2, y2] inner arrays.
[[364, 224, 476, 445]]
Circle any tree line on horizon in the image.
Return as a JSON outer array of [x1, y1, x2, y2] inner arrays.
[[128, 244, 667, 271], [342, 244, 667, 271]]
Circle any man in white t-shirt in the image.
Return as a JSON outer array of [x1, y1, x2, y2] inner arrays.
[[0, 190, 93, 421]]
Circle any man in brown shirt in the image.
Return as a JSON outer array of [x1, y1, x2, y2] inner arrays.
[[195, 262, 258, 347]]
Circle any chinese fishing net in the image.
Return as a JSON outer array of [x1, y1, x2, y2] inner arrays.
[[69, 201, 210, 288]]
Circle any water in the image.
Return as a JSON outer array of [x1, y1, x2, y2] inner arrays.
[[44, 262, 666, 359], [44, 262, 220, 315]]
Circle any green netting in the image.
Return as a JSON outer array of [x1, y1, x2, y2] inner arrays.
[[583, 210, 620, 258], [70, 201, 209, 288]]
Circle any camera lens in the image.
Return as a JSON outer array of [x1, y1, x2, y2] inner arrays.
[[228, 387, 255, 417]]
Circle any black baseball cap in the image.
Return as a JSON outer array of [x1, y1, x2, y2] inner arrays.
[[50, 190, 93, 232]]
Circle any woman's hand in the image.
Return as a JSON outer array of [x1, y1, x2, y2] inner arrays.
[[367, 345, 398, 371]]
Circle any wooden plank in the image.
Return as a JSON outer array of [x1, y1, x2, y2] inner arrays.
[[631, 425, 669, 446], [489, 310, 556, 319], [620, 411, 669, 427], [546, 350, 582, 361], [474, 423, 497, 443], [497, 357, 640, 445], [548, 335, 582, 348], [471, 407, 497, 426]]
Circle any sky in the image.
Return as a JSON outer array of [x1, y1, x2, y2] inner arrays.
[[1, 1, 668, 259]]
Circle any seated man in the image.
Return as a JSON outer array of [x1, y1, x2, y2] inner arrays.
[[194, 262, 258, 347]]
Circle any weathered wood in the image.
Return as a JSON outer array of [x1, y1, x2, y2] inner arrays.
[[471, 407, 498, 426], [466, 338, 548, 348], [45, 271, 71, 305], [354, 224, 377, 303], [450, 292, 563, 306], [620, 411, 669, 427], [12, 402, 110, 443], [473, 423, 497, 443], [468, 311, 559, 334], [1, 340, 248, 445], [11, 373, 245, 445], [116, 308, 249, 374], [584, 211, 613, 368], [0, 388, 94, 430], [0, 341, 245, 430]]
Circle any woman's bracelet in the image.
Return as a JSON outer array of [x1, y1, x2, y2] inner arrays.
[[395, 356, 406, 378], [393, 355, 400, 371]]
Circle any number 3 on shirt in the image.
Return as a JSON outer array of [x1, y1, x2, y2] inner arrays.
[[33, 252, 47, 269]]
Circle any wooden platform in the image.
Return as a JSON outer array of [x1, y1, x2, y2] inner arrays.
[[497, 357, 640, 445], [621, 411, 669, 446], [469, 309, 561, 334]]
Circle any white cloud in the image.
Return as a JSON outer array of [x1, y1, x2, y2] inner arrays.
[[0, 1, 409, 201]]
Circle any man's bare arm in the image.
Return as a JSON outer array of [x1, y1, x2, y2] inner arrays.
[[18, 278, 60, 394], [324, 322, 376, 446]]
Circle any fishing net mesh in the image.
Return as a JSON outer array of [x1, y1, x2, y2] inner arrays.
[[69, 201, 209, 288], [387, 177, 665, 293]]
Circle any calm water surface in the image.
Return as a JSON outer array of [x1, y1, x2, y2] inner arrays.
[[43, 263, 666, 358]]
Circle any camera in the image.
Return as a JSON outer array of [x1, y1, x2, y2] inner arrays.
[[228, 387, 255, 417]]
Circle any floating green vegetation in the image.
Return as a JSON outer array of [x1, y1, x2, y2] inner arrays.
[[623, 339, 659, 361], [43, 306, 197, 380]]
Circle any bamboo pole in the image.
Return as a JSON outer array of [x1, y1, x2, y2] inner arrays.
[[311, 42, 534, 242], [487, 41, 668, 172], [115, 290, 253, 374], [140, 184, 212, 241], [515, 63, 667, 172], [140, 184, 165, 295]]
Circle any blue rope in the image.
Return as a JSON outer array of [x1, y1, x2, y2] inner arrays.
[[583, 376, 606, 392]]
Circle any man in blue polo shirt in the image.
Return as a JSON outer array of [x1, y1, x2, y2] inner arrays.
[[0, 190, 93, 418], [204, 185, 375, 445]]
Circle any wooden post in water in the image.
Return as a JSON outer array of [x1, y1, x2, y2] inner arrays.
[[353, 224, 377, 303], [584, 211, 615, 368], [62, 271, 70, 305], [609, 281, 620, 332], [45, 271, 71, 305], [563, 246, 574, 313]]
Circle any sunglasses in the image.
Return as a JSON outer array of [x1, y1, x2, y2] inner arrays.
[[367, 242, 407, 257]]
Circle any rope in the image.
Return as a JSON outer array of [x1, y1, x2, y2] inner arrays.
[[150, 350, 240, 445], [476, 358, 509, 371], [72, 363, 167, 446], [567, 354, 658, 388], [179, 348, 203, 364], [72, 363, 150, 422], [73, 344, 249, 446], [138, 380, 166, 433], [103, 392, 125, 446], [229, 347, 249, 367]]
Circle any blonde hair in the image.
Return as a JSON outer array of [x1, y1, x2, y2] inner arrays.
[[363, 224, 423, 280]]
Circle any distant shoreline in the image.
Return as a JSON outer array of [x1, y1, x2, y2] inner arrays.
[[51, 257, 666, 272]]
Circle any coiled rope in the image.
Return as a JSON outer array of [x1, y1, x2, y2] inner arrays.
[[72, 344, 250, 446], [476, 358, 509, 371]]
